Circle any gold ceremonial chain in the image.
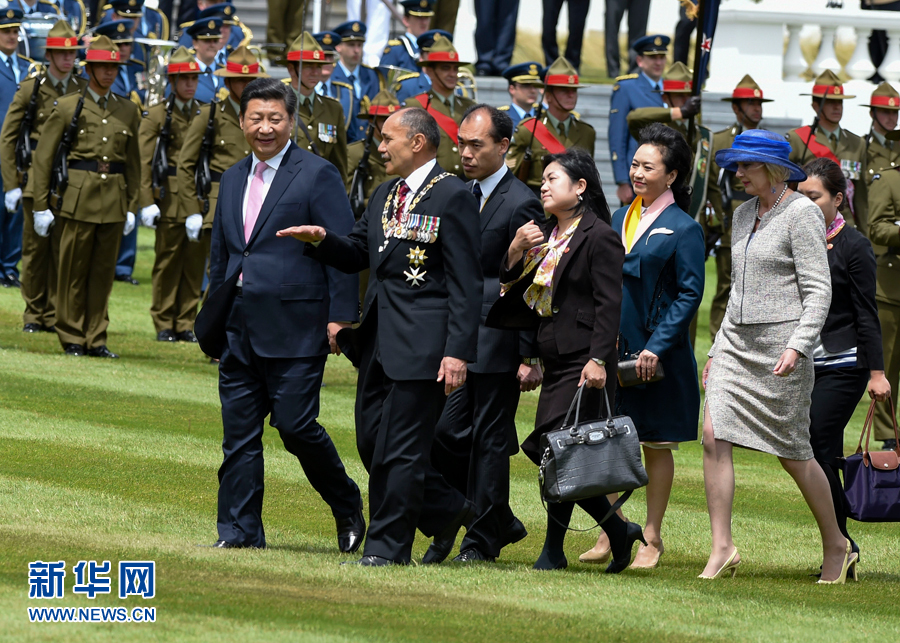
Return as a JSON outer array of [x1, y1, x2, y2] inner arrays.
[[381, 173, 451, 247]]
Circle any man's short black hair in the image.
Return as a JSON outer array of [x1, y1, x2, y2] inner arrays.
[[397, 107, 441, 150], [460, 103, 513, 143], [239, 77, 297, 117]]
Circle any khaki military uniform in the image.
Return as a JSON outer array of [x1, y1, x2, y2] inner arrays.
[[177, 98, 250, 230], [787, 127, 868, 236], [0, 72, 87, 329], [407, 89, 475, 178], [866, 133, 900, 186], [31, 91, 142, 349], [140, 99, 208, 334], [294, 91, 349, 185], [345, 136, 390, 206], [507, 114, 596, 189]]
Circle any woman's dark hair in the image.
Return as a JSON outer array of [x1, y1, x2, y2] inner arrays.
[[637, 122, 693, 211], [240, 77, 297, 117], [803, 157, 847, 199], [541, 148, 611, 224]]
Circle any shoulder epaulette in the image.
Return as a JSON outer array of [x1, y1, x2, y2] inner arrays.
[[179, 20, 195, 28], [128, 58, 146, 68], [332, 80, 353, 90], [387, 39, 401, 46], [616, 73, 638, 81], [497, 105, 510, 111], [320, 93, 340, 105], [396, 72, 420, 82], [571, 110, 581, 120]]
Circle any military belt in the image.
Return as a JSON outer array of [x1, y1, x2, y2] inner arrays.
[[888, 247, 900, 255], [69, 160, 126, 174], [210, 170, 222, 182]]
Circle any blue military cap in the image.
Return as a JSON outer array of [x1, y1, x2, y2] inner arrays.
[[502, 62, 543, 86], [187, 17, 222, 40], [313, 31, 341, 53], [0, 7, 23, 28], [416, 29, 452, 51], [632, 34, 670, 55], [108, 0, 144, 18], [400, 0, 435, 17], [93, 19, 134, 43], [334, 20, 365, 42], [197, 3, 236, 26]]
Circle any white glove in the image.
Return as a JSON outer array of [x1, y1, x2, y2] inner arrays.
[[33, 209, 54, 238], [140, 204, 160, 229], [185, 213, 203, 242], [5, 188, 22, 212], [123, 212, 136, 236]]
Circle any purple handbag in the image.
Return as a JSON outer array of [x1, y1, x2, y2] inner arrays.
[[844, 400, 900, 522]]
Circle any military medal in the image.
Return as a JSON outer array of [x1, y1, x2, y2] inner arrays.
[[381, 173, 450, 248], [406, 246, 427, 267], [404, 267, 427, 287]]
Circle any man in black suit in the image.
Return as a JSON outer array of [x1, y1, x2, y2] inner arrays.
[[427, 105, 545, 564], [196, 78, 365, 552], [277, 107, 483, 566]]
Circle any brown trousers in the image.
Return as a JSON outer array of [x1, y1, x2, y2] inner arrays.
[[431, 0, 460, 34], [20, 197, 61, 328], [150, 220, 210, 333], [875, 301, 900, 441], [55, 217, 124, 349]]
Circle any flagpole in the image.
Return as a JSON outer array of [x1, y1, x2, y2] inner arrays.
[[687, 0, 706, 148]]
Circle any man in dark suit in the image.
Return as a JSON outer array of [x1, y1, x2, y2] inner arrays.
[[428, 105, 544, 564], [277, 107, 483, 566], [196, 78, 365, 552]]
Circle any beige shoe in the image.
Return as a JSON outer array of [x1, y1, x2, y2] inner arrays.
[[579, 532, 611, 564], [630, 540, 664, 569]]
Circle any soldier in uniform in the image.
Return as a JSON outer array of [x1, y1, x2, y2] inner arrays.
[[863, 82, 900, 187], [506, 57, 595, 192], [286, 31, 349, 184], [345, 89, 400, 203], [608, 34, 668, 205], [498, 62, 543, 130], [177, 2, 251, 55], [392, 29, 449, 104], [98, 0, 169, 65], [31, 35, 142, 358], [187, 17, 225, 104], [139, 47, 205, 343], [0, 20, 86, 329], [705, 74, 770, 341], [313, 30, 357, 140], [787, 70, 868, 235], [177, 46, 265, 244], [625, 61, 701, 142], [380, 0, 435, 71], [403, 33, 474, 178], [331, 20, 382, 143]]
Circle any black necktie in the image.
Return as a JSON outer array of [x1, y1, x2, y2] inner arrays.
[[473, 182, 483, 204]]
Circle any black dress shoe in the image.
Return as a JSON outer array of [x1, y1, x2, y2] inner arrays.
[[0, 275, 11, 287], [453, 548, 495, 563], [341, 555, 393, 567], [605, 522, 647, 574], [335, 505, 366, 554], [157, 329, 177, 342], [23, 323, 42, 333], [422, 501, 476, 565], [501, 517, 528, 548], [212, 540, 242, 548], [87, 346, 119, 359], [884, 439, 898, 451], [114, 274, 140, 285], [175, 330, 198, 343], [64, 343, 85, 356], [6, 275, 21, 288], [41, 324, 55, 333]]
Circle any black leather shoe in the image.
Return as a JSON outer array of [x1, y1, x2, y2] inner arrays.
[[501, 517, 528, 548], [87, 346, 119, 359], [453, 548, 495, 563], [212, 540, 242, 548], [605, 522, 647, 574], [115, 274, 140, 285], [41, 324, 55, 333], [64, 343, 85, 356], [157, 329, 177, 342], [175, 330, 198, 343], [336, 505, 366, 554], [422, 501, 476, 565], [884, 439, 898, 451], [341, 555, 393, 567], [23, 323, 42, 333], [6, 275, 21, 288]]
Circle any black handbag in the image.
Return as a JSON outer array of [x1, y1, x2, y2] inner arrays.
[[538, 383, 648, 526], [617, 353, 665, 387]]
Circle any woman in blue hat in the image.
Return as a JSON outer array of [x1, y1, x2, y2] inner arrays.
[[700, 130, 856, 584]]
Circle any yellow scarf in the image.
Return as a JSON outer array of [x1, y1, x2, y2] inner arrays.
[[623, 196, 642, 253]]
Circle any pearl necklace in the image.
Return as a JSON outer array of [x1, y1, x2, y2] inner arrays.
[[756, 183, 789, 220]]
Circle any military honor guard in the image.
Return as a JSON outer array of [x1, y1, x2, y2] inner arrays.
[[404, 33, 475, 178], [625, 61, 702, 142], [346, 89, 399, 203], [98, 0, 169, 64], [787, 70, 868, 235], [139, 47, 205, 343], [312, 30, 359, 143], [705, 74, 770, 341], [506, 57, 596, 191], [0, 7, 31, 288], [608, 34, 668, 205], [0, 20, 85, 328], [177, 2, 250, 56], [187, 17, 225, 104], [331, 20, 382, 143], [30, 35, 142, 358], [286, 32, 350, 184], [177, 46, 264, 242], [392, 29, 449, 104], [380, 0, 435, 71], [93, 20, 145, 107], [863, 82, 900, 186], [498, 62, 543, 129]]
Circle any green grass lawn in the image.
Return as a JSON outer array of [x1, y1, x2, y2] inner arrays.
[[0, 228, 897, 642]]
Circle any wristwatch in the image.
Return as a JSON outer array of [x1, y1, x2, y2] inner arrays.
[[592, 358, 606, 367], [522, 357, 541, 366]]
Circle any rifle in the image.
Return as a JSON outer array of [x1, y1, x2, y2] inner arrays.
[[15, 69, 45, 189], [348, 121, 375, 219], [516, 102, 543, 184], [195, 97, 217, 216], [151, 93, 176, 203], [48, 83, 90, 213]]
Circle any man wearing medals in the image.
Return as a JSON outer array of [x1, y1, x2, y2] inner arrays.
[[278, 107, 483, 567], [787, 70, 868, 236]]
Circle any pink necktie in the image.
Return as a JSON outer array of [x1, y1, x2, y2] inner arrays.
[[244, 161, 268, 242]]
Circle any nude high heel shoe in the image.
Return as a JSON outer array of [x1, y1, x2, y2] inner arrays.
[[818, 540, 856, 585], [698, 548, 741, 579]]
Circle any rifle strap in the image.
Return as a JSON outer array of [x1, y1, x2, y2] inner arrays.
[[412, 94, 459, 144], [522, 118, 566, 154]]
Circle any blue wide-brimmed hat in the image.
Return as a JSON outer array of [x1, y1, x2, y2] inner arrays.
[[714, 129, 806, 182]]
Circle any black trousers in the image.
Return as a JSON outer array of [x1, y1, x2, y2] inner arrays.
[[432, 372, 522, 557], [474, 0, 520, 74], [216, 295, 362, 548], [354, 331, 467, 563], [542, 0, 591, 70], [603, 0, 651, 77], [809, 366, 869, 541]]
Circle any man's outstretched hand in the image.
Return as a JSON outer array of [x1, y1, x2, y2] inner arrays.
[[276, 225, 327, 242]]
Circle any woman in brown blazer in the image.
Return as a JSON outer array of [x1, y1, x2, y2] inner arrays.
[[490, 148, 645, 572]]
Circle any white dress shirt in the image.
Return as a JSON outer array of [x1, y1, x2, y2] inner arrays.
[[196, 59, 219, 88], [473, 164, 508, 210], [0, 51, 21, 84], [241, 140, 291, 225]]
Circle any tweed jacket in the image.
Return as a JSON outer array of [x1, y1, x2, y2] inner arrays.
[[712, 191, 831, 358]]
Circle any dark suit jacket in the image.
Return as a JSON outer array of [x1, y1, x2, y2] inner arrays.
[[822, 225, 883, 370], [197, 142, 359, 359], [468, 169, 545, 374], [306, 162, 483, 381]]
